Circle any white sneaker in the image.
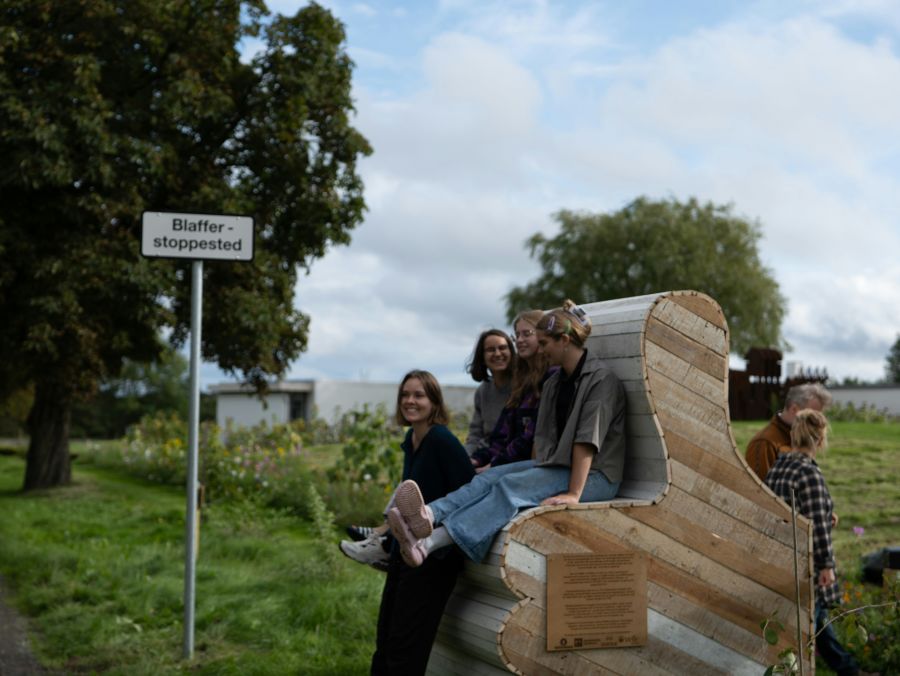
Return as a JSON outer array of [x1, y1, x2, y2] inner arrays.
[[339, 535, 390, 570]]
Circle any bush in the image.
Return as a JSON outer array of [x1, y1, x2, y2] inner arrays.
[[84, 408, 408, 528], [835, 577, 900, 674], [827, 401, 896, 423]]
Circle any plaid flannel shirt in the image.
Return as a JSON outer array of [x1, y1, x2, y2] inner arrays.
[[765, 451, 840, 607]]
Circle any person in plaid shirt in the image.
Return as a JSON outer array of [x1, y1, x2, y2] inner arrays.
[[765, 409, 861, 676]]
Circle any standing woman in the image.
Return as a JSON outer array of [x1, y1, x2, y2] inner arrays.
[[765, 410, 860, 676], [371, 370, 475, 675], [471, 310, 548, 470], [464, 329, 514, 457], [388, 301, 625, 568]]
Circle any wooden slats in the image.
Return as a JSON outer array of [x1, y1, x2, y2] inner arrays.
[[646, 316, 727, 380], [428, 291, 812, 676], [668, 292, 727, 330], [650, 298, 728, 356]]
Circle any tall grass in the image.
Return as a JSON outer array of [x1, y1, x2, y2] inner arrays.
[[0, 457, 383, 674]]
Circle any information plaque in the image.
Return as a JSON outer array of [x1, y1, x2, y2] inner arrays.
[[547, 551, 648, 651]]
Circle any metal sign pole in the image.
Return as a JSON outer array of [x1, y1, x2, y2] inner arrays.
[[183, 259, 203, 659], [140, 210, 253, 660]]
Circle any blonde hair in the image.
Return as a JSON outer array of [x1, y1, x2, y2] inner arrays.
[[790, 408, 829, 454], [535, 299, 592, 348], [508, 310, 548, 407]]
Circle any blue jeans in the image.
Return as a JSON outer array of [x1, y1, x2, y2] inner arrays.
[[815, 602, 859, 676], [429, 460, 620, 562]]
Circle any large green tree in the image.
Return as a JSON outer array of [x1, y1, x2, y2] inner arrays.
[[0, 1, 371, 489], [886, 335, 900, 383], [507, 197, 786, 355]]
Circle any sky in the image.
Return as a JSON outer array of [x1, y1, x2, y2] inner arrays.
[[207, 0, 900, 388]]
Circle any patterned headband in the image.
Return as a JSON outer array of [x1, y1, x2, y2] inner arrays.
[[544, 304, 588, 335]]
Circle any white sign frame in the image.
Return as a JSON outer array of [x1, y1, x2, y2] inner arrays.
[[141, 210, 255, 262]]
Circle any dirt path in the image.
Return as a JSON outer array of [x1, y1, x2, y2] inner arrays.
[[0, 574, 48, 675]]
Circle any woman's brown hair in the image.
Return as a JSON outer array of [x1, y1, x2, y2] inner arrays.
[[465, 329, 515, 383], [535, 299, 592, 348], [508, 309, 548, 407], [394, 370, 450, 426]]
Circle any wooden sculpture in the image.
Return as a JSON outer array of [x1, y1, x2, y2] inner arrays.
[[427, 291, 814, 675]]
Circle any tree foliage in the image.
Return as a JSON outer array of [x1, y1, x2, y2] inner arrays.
[[506, 197, 786, 356], [886, 335, 900, 384], [0, 1, 371, 488], [70, 344, 216, 438]]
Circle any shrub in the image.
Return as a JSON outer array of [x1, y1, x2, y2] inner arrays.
[[836, 577, 900, 674], [827, 401, 896, 423]]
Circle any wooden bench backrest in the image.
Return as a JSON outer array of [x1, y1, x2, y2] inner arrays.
[[428, 291, 814, 676]]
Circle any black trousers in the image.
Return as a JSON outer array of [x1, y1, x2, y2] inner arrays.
[[371, 552, 462, 676]]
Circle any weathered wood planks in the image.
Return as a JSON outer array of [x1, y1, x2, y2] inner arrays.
[[427, 292, 814, 675]]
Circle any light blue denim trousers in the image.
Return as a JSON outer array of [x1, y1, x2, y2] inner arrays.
[[429, 460, 620, 562]]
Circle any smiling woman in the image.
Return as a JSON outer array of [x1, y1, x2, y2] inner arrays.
[[464, 330, 516, 457], [370, 370, 476, 675]]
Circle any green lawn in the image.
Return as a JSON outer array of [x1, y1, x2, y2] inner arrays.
[[0, 456, 383, 675], [1, 419, 898, 674], [732, 419, 900, 572]]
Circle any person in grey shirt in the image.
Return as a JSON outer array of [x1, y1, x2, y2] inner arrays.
[[464, 329, 514, 455]]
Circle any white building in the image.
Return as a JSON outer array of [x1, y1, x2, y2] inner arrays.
[[829, 384, 900, 416], [211, 379, 478, 431]]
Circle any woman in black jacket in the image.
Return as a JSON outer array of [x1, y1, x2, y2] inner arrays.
[[370, 370, 475, 676]]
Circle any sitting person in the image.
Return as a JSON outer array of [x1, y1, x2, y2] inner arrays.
[[388, 300, 626, 567], [471, 309, 549, 471], [344, 327, 514, 545], [370, 370, 475, 675], [765, 409, 860, 676], [464, 328, 515, 456], [746, 382, 832, 480]]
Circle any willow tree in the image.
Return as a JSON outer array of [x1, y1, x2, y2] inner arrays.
[[507, 197, 786, 355], [0, 1, 371, 489]]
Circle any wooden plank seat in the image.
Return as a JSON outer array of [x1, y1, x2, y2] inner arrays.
[[428, 291, 814, 675]]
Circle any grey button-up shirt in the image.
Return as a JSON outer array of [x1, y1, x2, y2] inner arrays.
[[533, 351, 626, 483]]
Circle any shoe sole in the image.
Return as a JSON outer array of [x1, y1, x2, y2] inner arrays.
[[387, 508, 425, 568], [394, 480, 432, 539]]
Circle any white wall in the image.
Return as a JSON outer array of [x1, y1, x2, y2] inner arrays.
[[216, 392, 290, 430], [830, 386, 900, 416], [311, 380, 477, 422], [214, 379, 479, 431]]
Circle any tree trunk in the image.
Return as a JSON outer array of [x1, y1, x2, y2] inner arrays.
[[23, 381, 72, 490]]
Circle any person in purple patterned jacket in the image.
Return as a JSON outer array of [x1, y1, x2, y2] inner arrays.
[[471, 309, 551, 471]]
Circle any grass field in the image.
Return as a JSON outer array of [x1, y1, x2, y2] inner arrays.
[[0, 457, 383, 675], [1, 419, 898, 674]]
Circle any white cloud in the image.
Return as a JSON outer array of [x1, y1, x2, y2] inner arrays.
[[216, 1, 900, 391]]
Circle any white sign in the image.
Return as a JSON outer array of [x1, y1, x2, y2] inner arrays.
[[141, 211, 254, 261]]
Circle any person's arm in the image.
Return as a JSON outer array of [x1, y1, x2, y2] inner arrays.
[[464, 386, 486, 455], [541, 443, 594, 505], [745, 438, 777, 480], [491, 401, 538, 467]]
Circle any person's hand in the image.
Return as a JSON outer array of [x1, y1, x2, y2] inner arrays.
[[831, 511, 840, 528], [475, 464, 491, 474], [541, 492, 579, 506], [818, 568, 835, 587]]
